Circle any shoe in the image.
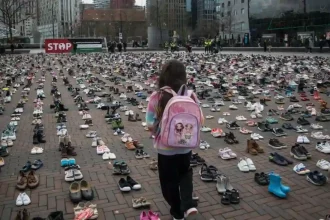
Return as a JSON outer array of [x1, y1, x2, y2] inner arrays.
[[297, 117, 310, 126], [16, 171, 28, 190], [148, 210, 160, 220], [254, 172, 270, 185], [268, 172, 290, 198], [237, 158, 249, 172], [290, 145, 307, 160], [316, 141, 330, 153], [80, 180, 94, 200], [282, 123, 294, 130], [184, 208, 198, 219], [27, 170, 39, 188], [69, 182, 82, 203], [21, 161, 31, 172], [307, 171, 327, 186], [316, 159, 330, 170], [16, 193, 24, 206], [268, 138, 287, 149], [269, 153, 289, 166], [126, 176, 141, 190], [0, 157, 4, 167], [226, 121, 240, 130], [272, 128, 286, 137], [293, 163, 310, 175]]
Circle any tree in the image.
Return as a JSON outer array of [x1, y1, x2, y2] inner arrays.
[[0, 0, 35, 42]]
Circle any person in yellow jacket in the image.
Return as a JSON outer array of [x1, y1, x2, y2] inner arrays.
[[204, 40, 209, 53], [164, 41, 169, 52]]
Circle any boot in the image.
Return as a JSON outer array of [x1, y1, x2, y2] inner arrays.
[[228, 132, 238, 143], [268, 172, 289, 198], [64, 135, 73, 148], [128, 113, 136, 122], [33, 133, 39, 144], [37, 132, 46, 143], [67, 146, 77, 156], [22, 208, 29, 220], [59, 103, 68, 111], [15, 211, 22, 220], [246, 139, 258, 155], [251, 139, 264, 153], [135, 113, 142, 121]]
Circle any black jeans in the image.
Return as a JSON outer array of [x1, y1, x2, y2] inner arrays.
[[158, 151, 195, 219]]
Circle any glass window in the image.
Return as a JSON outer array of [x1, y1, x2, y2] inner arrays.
[[221, 3, 224, 8], [221, 12, 224, 17], [241, 8, 244, 14], [241, 22, 245, 30], [241, 0, 244, 3], [227, 11, 231, 16], [234, 0, 236, 4], [234, 10, 237, 15], [228, 1, 231, 6]]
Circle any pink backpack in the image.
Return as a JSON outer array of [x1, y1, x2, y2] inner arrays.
[[160, 85, 202, 149]]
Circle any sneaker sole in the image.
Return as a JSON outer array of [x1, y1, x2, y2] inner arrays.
[[268, 144, 282, 149], [306, 175, 325, 186], [290, 152, 307, 160]]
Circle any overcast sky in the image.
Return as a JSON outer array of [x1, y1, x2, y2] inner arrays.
[[82, 0, 146, 6]]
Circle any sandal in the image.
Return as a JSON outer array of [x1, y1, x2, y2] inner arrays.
[[230, 189, 240, 204], [85, 202, 98, 219], [218, 149, 231, 160], [221, 190, 231, 205], [132, 197, 151, 208]]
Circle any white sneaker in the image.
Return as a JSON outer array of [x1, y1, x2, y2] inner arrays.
[[86, 131, 97, 138], [65, 169, 75, 181], [200, 126, 211, 132], [311, 123, 323, 130], [316, 142, 330, 153], [91, 137, 98, 147], [16, 193, 23, 206], [237, 158, 249, 172], [217, 118, 227, 124], [205, 115, 214, 119], [21, 192, 31, 205], [184, 208, 198, 218], [229, 105, 238, 110], [245, 157, 256, 171], [316, 159, 330, 170]]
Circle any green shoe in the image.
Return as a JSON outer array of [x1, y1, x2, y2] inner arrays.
[[116, 119, 124, 129], [111, 120, 119, 130]]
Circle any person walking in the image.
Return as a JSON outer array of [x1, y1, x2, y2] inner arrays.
[[146, 60, 200, 220], [309, 37, 313, 53], [263, 40, 267, 52]]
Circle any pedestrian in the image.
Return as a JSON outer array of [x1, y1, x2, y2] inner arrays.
[[320, 35, 325, 52], [267, 40, 272, 52], [309, 37, 313, 53], [10, 44, 14, 53], [263, 40, 267, 52], [146, 60, 199, 220], [123, 42, 127, 52]]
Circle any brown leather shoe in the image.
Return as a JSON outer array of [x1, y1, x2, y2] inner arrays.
[[16, 171, 28, 190], [15, 211, 22, 220], [251, 140, 264, 153], [67, 146, 77, 156], [133, 140, 144, 148], [27, 170, 39, 189], [61, 147, 68, 158], [125, 141, 136, 150], [246, 140, 258, 155]]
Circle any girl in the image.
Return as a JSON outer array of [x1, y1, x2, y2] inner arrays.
[[146, 60, 199, 220]]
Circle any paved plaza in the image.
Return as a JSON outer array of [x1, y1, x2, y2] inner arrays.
[[0, 51, 330, 220]]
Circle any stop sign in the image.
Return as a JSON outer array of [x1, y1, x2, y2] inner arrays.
[[45, 39, 73, 54]]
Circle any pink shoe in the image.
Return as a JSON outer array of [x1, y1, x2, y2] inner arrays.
[[148, 210, 160, 220], [140, 211, 149, 220]]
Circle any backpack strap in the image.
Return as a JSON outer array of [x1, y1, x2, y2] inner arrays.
[[160, 86, 177, 96]]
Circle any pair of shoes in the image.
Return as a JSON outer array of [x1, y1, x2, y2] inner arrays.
[[199, 163, 219, 181], [32, 132, 46, 144], [221, 189, 240, 205], [74, 202, 98, 220], [135, 149, 150, 159], [69, 180, 94, 203], [226, 121, 240, 130], [16, 171, 39, 189], [307, 171, 327, 186], [14, 209, 29, 220], [65, 168, 83, 182], [140, 210, 160, 220], [269, 152, 292, 166], [16, 193, 31, 206], [113, 161, 131, 174], [218, 148, 236, 160], [237, 157, 256, 172], [293, 163, 310, 175], [118, 176, 141, 191], [61, 146, 77, 157], [246, 139, 264, 155], [268, 138, 287, 149], [254, 172, 270, 185], [268, 172, 290, 198], [190, 153, 205, 166], [216, 175, 233, 193], [290, 144, 311, 160], [111, 119, 124, 130], [224, 132, 238, 145]]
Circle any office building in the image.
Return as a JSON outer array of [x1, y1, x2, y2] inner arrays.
[[249, 0, 330, 44], [216, 0, 249, 41], [37, 0, 81, 39], [94, 0, 110, 9], [196, 0, 217, 36]]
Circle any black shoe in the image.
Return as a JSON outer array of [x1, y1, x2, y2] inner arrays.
[[126, 176, 141, 190], [298, 145, 311, 158], [272, 128, 286, 137], [307, 171, 327, 186], [264, 123, 272, 131], [33, 133, 39, 144], [297, 117, 310, 125], [254, 172, 270, 185], [192, 153, 205, 164], [282, 123, 294, 129], [268, 138, 286, 149], [269, 153, 289, 166], [257, 122, 267, 131], [290, 145, 307, 160], [226, 121, 240, 130], [37, 133, 46, 143], [290, 97, 299, 102], [118, 178, 131, 192]]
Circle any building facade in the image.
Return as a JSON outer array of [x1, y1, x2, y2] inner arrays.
[[216, 0, 249, 42], [94, 0, 110, 9], [110, 0, 135, 9], [249, 0, 330, 45], [146, 0, 186, 47], [195, 0, 217, 37], [37, 0, 81, 39]]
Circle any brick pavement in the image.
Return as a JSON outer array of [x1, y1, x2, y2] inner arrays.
[[0, 56, 330, 220]]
